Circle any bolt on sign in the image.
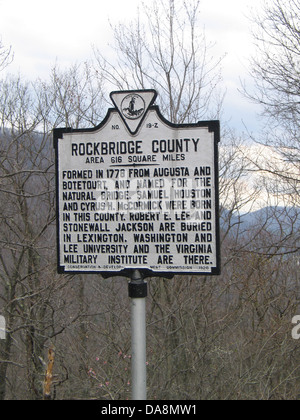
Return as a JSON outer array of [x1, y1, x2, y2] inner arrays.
[[53, 90, 221, 278]]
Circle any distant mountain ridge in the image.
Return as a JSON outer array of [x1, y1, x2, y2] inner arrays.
[[239, 206, 300, 233], [221, 206, 300, 238]]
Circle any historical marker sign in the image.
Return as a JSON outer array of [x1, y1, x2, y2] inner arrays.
[[54, 90, 221, 278]]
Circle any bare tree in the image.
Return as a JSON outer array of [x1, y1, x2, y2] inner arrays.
[[94, 0, 225, 124], [0, 67, 105, 399], [0, 38, 13, 72], [43, 62, 105, 129], [243, 0, 300, 208]]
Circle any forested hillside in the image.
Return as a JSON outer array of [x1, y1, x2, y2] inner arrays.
[[0, 116, 299, 400]]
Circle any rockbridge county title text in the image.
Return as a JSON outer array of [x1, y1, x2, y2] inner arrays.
[[71, 138, 201, 157]]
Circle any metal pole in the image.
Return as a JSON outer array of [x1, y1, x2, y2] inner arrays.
[[128, 270, 147, 400]]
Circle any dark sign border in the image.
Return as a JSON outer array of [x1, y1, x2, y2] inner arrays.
[[53, 96, 221, 279]]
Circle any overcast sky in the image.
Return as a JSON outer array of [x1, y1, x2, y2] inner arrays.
[[0, 0, 264, 133]]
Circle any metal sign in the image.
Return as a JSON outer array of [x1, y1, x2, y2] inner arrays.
[[54, 90, 221, 278]]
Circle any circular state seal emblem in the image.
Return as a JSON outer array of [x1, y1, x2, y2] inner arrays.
[[121, 94, 145, 120]]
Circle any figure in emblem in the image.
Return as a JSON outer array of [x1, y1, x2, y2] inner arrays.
[[129, 96, 136, 115], [122, 94, 145, 119]]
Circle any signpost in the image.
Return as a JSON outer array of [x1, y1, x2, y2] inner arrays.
[[54, 89, 221, 400], [129, 270, 147, 400]]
